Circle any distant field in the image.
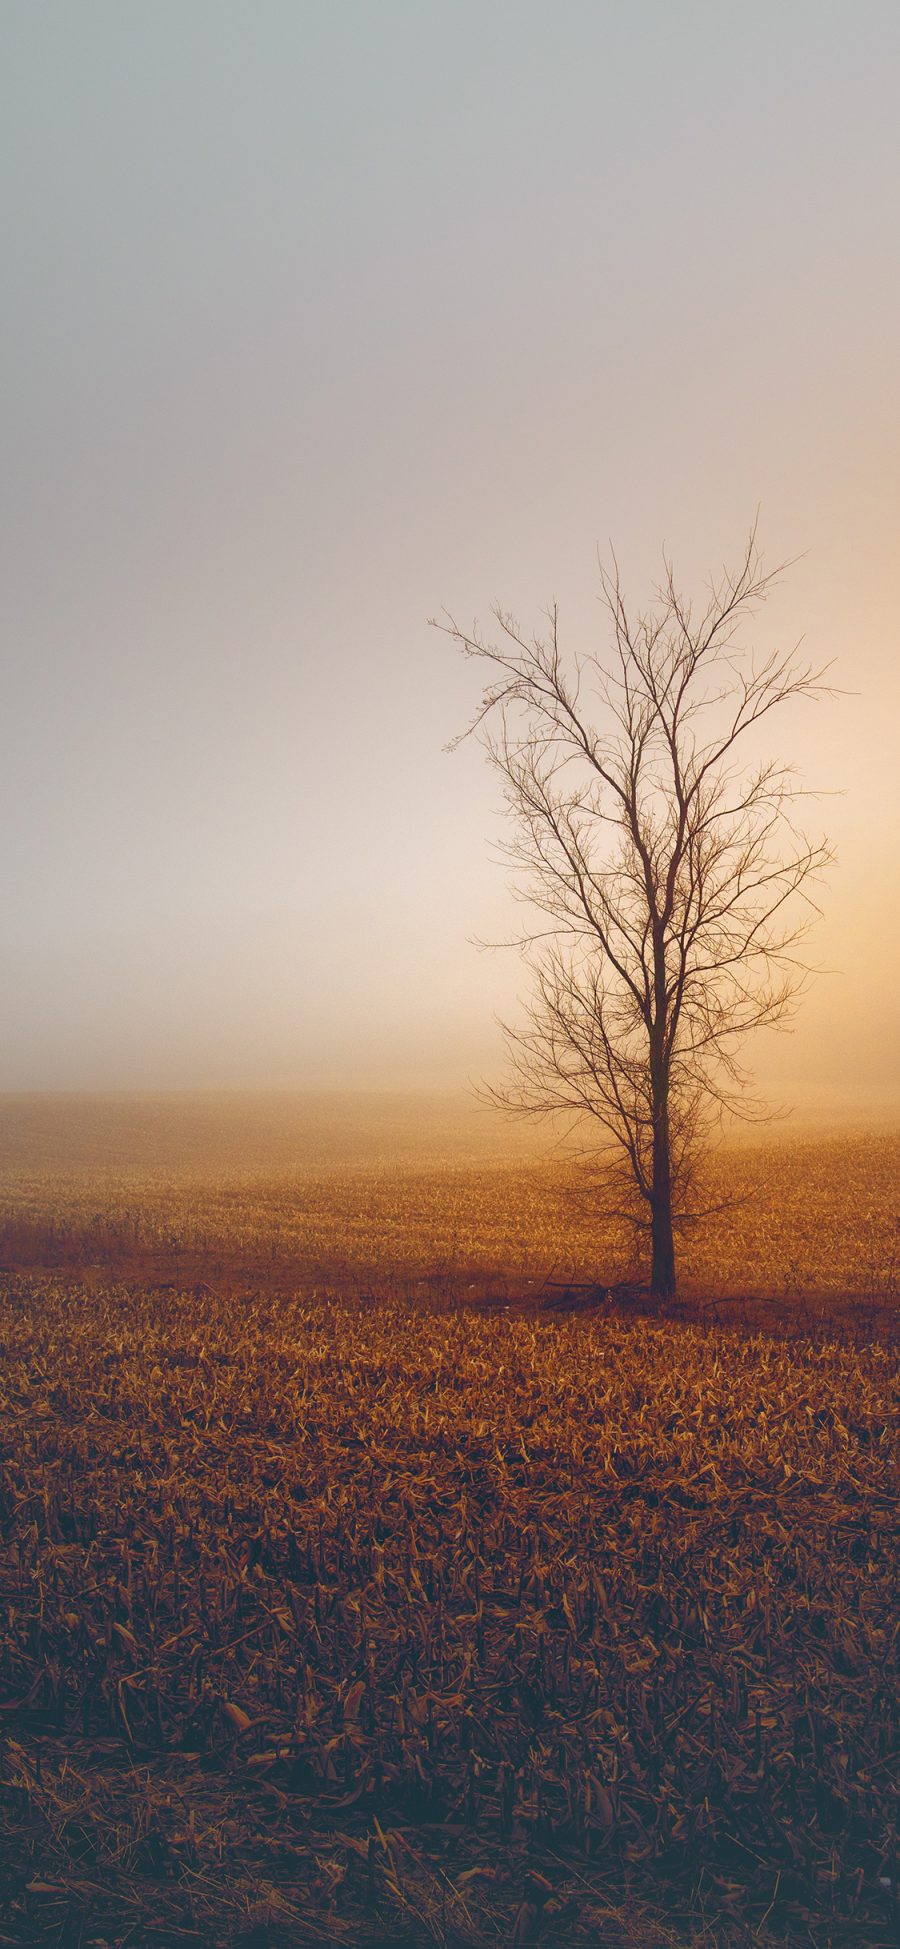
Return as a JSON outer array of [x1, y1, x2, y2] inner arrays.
[[0, 1094, 898, 1319]]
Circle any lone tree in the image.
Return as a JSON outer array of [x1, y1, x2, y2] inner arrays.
[[437, 531, 831, 1301]]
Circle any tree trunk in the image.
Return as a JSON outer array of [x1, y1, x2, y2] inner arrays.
[[648, 922, 677, 1301], [650, 1185, 676, 1301], [649, 1077, 677, 1301]]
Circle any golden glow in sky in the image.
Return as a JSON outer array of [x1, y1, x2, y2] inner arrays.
[[2, 2, 898, 1115]]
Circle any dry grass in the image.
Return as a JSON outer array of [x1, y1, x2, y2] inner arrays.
[[0, 1096, 898, 1320]]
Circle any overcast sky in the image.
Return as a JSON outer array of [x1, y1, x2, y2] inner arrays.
[[2, 1, 899, 1112]]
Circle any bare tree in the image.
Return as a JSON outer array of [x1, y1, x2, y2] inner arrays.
[[435, 530, 832, 1301]]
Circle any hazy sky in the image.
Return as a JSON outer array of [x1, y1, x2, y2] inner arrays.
[[3, 1, 899, 1110]]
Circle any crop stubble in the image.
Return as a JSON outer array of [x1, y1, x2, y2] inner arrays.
[[0, 1278, 897, 1947]]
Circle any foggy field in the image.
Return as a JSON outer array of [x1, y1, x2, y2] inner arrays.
[[0, 1280, 897, 1948], [0, 1098, 898, 1945], [1, 1094, 899, 1322]]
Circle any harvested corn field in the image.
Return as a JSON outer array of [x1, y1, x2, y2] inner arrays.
[[0, 1277, 897, 1947]]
